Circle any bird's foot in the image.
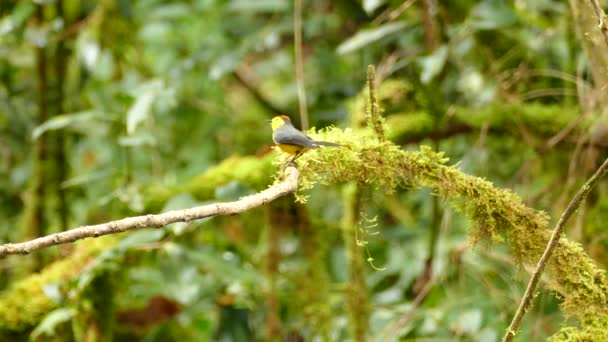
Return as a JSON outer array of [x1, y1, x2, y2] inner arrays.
[[283, 160, 298, 170]]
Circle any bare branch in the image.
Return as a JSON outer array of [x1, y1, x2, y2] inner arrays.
[[0, 167, 300, 258], [503, 156, 608, 341]]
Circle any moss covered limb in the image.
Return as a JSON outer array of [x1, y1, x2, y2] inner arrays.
[[296, 127, 608, 338]]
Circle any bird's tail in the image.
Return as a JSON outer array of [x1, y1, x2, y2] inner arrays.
[[312, 140, 341, 147]]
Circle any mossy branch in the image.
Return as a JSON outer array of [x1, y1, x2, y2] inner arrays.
[[503, 156, 608, 342], [294, 127, 608, 340]]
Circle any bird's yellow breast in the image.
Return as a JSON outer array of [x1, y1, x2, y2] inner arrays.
[[276, 144, 310, 156]]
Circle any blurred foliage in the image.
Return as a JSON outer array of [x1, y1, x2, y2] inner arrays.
[[1, 0, 607, 341]]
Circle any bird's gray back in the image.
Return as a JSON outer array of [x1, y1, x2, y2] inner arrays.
[[273, 124, 316, 148]]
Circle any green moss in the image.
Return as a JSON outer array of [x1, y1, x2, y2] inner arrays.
[[385, 111, 435, 139], [185, 154, 275, 200], [145, 154, 276, 211]]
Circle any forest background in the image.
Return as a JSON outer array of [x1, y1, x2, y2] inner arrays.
[[1, 0, 608, 341]]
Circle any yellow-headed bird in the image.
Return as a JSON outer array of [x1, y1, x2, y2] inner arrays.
[[269, 115, 340, 164]]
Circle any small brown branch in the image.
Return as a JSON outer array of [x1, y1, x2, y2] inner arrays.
[[0, 168, 300, 258], [294, 0, 309, 130], [502, 156, 608, 341]]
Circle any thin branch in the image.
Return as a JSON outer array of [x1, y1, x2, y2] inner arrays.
[[0, 168, 300, 258], [294, 0, 309, 130], [502, 156, 608, 341]]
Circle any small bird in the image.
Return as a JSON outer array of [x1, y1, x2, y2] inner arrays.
[[268, 115, 341, 164]]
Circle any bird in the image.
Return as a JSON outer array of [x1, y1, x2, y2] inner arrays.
[[268, 115, 341, 165]]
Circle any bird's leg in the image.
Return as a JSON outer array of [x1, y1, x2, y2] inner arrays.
[[285, 151, 301, 168]]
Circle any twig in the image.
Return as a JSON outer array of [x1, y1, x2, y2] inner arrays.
[[502, 156, 608, 341], [293, 0, 309, 130], [0, 168, 300, 258]]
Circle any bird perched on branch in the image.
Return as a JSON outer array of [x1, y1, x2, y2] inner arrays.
[[268, 115, 341, 165]]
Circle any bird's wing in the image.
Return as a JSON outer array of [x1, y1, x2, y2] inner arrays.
[[274, 125, 316, 148]]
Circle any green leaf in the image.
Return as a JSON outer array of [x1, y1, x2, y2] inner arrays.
[[61, 169, 114, 189], [118, 133, 157, 147], [32, 110, 101, 140], [469, 1, 517, 30], [30, 308, 74, 341], [417, 45, 448, 84], [127, 93, 154, 134], [126, 80, 164, 134], [162, 193, 203, 235], [363, 0, 386, 14], [215, 181, 255, 201], [227, 0, 288, 12], [42, 283, 63, 304], [0, 1, 35, 36], [181, 246, 261, 284], [148, 4, 193, 19], [452, 309, 483, 334], [209, 51, 244, 80], [337, 21, 408, 55]]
